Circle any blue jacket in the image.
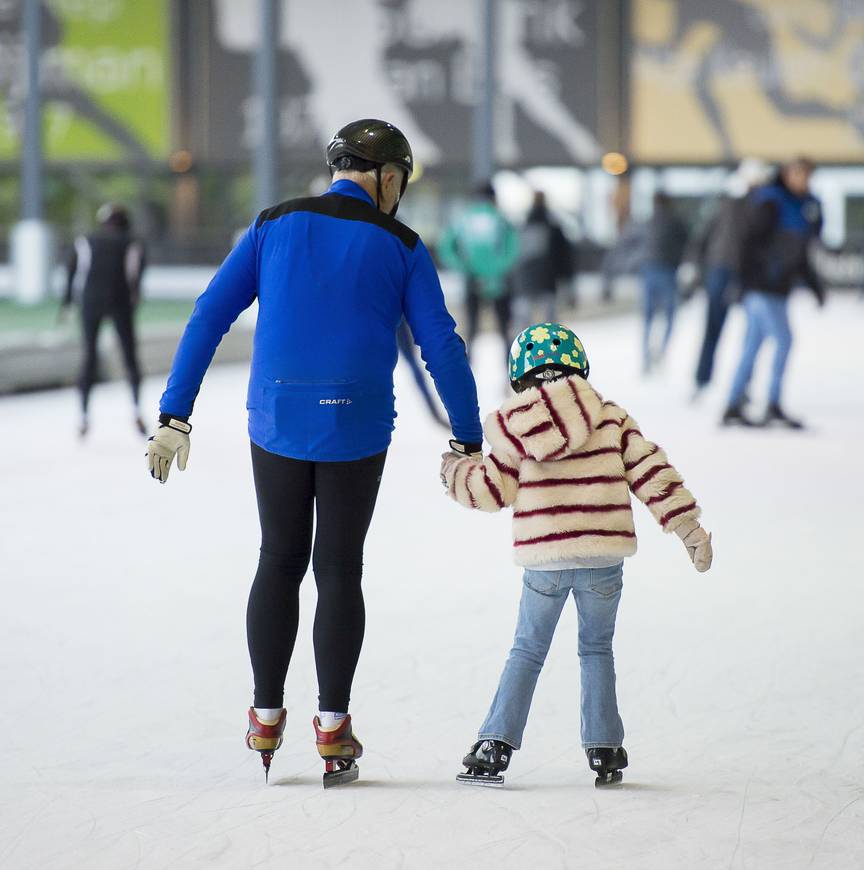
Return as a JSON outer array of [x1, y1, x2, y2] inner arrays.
[[160, 180, 482, 461]]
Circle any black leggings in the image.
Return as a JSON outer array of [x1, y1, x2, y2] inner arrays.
[[246, 442, 387, 711], [79, 305, 141, 413]]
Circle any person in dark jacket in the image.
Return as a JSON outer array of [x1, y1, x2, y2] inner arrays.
[[639, 193, 688, 373], [511, 191, 573, 330], [687, 159, 771, 397], [145, 119, 482, 785], [64, 204, 146, 437], [722, 158, 825, 428]]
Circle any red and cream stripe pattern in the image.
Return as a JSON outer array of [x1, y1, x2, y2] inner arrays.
[[441, 375, 701, 568]]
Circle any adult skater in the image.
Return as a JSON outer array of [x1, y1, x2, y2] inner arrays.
[[511, 191, 573, 330], [722, 157, 825, 428], [440, 323, 712, 788], [146, 119, 482, 786], [438, 181, 519, 362], [687, 159, 771, 398], [639, 193, 688, 374], [63, 204, 146, 437]]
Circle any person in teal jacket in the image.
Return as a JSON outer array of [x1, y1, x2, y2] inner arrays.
[[438, 181, 519, 362]]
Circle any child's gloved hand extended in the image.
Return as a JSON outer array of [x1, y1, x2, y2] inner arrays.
[[675, 519, 713, 573]]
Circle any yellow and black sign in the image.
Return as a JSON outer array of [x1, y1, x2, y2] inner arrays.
[[631, 0, 864, 163]]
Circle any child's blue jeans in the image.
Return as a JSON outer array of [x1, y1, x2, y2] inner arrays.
[[478, 563, 625, 750]]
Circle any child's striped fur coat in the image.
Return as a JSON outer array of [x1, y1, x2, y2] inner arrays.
[[440, 374, 701, 568]]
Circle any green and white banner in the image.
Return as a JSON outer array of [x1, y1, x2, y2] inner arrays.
[[0, 0, 170, 161]]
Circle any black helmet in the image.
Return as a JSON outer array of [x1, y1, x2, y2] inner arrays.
[[326, 119, 413, 214], [326, 118, 413, 178], [96, 203, 130, 232]]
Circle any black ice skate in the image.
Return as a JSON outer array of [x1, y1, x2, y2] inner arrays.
[[457, 739, 514, 787], [586, 747, 628, 788], [721, 403, 756, 427], [762, 403, 805, 430]]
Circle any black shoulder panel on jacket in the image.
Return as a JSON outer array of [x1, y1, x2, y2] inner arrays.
[[256, 194, 419, 251]]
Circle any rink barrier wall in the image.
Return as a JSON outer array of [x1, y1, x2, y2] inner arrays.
[[0, 321, 254, 395]]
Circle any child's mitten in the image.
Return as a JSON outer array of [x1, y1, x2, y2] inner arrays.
[[675, 519, 713, 573]]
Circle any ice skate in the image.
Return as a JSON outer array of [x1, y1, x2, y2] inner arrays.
[[245, 707, 286, 782], [762, 403, 805, 430], [586, 747, 628, 788], [313, 715, 362, 788], [721, 403, 756, 427], [457, 739, 514, 787]]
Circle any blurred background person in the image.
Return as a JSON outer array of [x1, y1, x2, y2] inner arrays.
[[510, 190, 574, 331], [438, 181, 519, 362], [686, 158, 772, 399], [639, 192, 688, 374], [62, 204, 147, 437], [599, 172, 635, 304], [396, 319, 449, 430], [722, 157, 825, 429]]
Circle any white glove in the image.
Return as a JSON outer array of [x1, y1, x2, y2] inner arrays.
[[146, 417, 191, 484], [440, 440, 483, 490], [440, 451, 459, 491], [675, 519, 713, 573]]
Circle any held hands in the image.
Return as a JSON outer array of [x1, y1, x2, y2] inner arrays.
[[448, 439, 483, 460], [675, 519, 713, 573], [440, 440, 483, 491], [146, 417, 191, 484]]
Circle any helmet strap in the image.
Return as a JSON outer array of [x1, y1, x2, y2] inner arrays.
[[375, 164, 382, 211]]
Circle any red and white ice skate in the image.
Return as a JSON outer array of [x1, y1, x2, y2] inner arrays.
[[313, 715, 363, 788], [246, 708, 286, 782]]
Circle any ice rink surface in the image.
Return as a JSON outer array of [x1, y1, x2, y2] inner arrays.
[[1, 295, 863, 870]]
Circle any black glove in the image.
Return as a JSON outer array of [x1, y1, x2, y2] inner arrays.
[[448, 439, 483, 461]]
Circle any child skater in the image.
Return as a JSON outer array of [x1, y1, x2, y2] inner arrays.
[[440, 323, 713, 787]]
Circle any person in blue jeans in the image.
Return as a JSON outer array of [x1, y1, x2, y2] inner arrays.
[[440, 322, 713, 787], [723, 158, 825, 428], [639, 193, 688, 373], [479, 564, 625, 755], [726, 293, 793, 419], [685, 159, 772, 397]]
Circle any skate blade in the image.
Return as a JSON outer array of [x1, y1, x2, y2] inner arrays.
[[323, 765, 359, 789], [594, 771, 624, 788], [456, 772, 504, 787]]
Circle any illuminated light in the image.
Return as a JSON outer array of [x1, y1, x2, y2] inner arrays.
[[169, 150, 193, 173], [601, 152, 629, 176]]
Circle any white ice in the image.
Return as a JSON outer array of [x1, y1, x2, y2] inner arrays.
[[1, 295, 863, 870]]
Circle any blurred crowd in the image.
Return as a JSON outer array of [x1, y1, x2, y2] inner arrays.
[[433, 156, 827, 430], [61, 155, 830, 436]]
